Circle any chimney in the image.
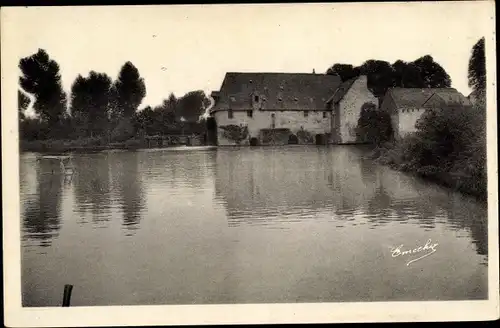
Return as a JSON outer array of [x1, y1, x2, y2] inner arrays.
[[312, 69, 316, 74]]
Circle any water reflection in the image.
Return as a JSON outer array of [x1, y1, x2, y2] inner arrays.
[[213, 146, 488, 260], [22, 160, 63, 247], [73, 154, 112, 224], [214, 147, 339, 227], [110, 152, 145, 234], [20, 147, 488, 305], [445, 193, 488, 256]]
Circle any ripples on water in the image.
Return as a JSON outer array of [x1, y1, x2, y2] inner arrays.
[[20, 146, 488, 306]]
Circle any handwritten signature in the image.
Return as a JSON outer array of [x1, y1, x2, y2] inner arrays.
[[390, 239, 438, 266]]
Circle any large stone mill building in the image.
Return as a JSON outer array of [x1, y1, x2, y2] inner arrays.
[[209, 72, 379, 146]]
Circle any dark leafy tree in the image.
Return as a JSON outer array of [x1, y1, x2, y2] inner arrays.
[[113, 61, 146, 118], [176, 90, 208, 122], [412, 55, 451, 88], [133, 97, 179, 137], [111, 117, 135, 142], [326, 55, 452, 100], [133, 106, 154, 135], [19, 49, 67, 127], [358, 60, 396, 98], [70, 71, 113, 138], [356, 102, 393, 145], [326, 64, 360, 81], [132, 90, 208, 137], [392, 60, 424, 88], [18, 90, 30, 121], [108, 85, 120, 123], [468, 37, 486, 94], [19, 118, 49, 141], [156, 93, 177, 125]]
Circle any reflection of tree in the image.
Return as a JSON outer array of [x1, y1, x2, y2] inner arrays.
[[467, 216, 488, 256], [72, 154, 111, 223], [376, 168, 487, 257], [111, 153, 144, 234], [141, 150, 214, 190], [445, 195, 488, 256], [23, 162, 63, 247]]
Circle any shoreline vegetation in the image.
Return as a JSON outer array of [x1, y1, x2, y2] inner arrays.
[[364, 98, 486, 202], [20, 135, 209, 153], [369, 144, 486, 202]]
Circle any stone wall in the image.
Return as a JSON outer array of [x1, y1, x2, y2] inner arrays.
[[397, 107, 425, 138], [336, 76, 379, 144], [214, 109, 331, 146]]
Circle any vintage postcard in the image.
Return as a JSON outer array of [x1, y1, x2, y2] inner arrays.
[[2, 2, 499, 326]]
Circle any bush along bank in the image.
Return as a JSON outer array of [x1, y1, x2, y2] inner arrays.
[[368, 104, 487, 201]]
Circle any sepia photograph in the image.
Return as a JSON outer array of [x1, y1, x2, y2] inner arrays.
[[2, 2, 498, 326]]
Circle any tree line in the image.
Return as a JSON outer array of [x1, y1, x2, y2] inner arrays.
[[18, 49, 209, 143], [326, 55, 451, 99]]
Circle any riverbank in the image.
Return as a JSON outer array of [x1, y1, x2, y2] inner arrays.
[[368, 143, 487, 202], [20, 136, 212, 153], [20, 139, 143, 153]]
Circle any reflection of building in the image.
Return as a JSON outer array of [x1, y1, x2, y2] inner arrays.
[[380, 88, 472, 139], [22, 161, 63, 247], [213, 148, 384, 226]]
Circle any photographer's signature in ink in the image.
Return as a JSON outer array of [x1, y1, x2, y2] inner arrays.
[[390, 239, 438, 266]]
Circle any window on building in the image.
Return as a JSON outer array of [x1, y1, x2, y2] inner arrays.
[[254, 95, 259, 102], [247, 110, 253, 118], [228, 109, 233, 119], [271, 113, 276, 128], [304, 111, 309, 118], [323, 111, 327, 118]]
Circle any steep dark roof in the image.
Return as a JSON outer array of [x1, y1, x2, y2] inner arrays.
[[384, 88, 472, 111], [427, 89, 472, 107], [326, 78, 357, 104], [212, 72, 342, 111], [387, 88, 436, 108]]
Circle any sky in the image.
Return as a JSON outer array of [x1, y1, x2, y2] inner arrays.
[[4, 2, 494, 112]]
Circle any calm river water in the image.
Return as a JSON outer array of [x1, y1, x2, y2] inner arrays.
[[20, 146, 488, 306]]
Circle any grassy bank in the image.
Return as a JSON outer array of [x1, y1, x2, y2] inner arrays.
[[369, 140, 487, 202]]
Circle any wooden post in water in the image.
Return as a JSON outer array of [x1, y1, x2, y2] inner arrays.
[[62, 284, 73, 307]]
